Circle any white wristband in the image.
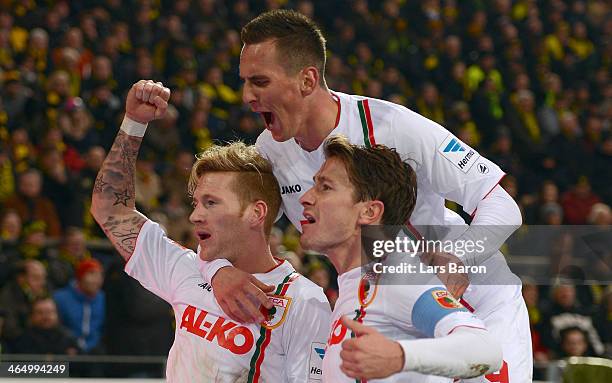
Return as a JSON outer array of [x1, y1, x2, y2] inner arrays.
[[120, 115, 148, 137]]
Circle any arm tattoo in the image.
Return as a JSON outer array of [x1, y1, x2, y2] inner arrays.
[[101, 215, 146, 256], [92, 130, 147, 260], [93, 174, 108, 193], [113, 189, 131, 206], [92, 131, 142, 208]]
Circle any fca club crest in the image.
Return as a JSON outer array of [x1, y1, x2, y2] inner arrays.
[[261, 295, 292, 329], [431, 290, 463, 309], [358, 272, 379, 307]]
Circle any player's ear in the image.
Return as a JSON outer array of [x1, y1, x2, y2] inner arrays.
[[357, 200, 384, 225], [300, 66, 318, 96], [248, 200, 268, 229]]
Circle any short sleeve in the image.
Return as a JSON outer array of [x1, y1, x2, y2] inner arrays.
[[125, 220, 199, 302]]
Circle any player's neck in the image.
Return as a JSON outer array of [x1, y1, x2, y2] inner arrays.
[[231, 237, 278, 274], [326, 234, 363, 275], [295, 89, 339, 152]]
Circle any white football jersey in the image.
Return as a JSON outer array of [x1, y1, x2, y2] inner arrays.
[[255, 91, 523, 307], [255, 91, 505, 232], [323, 261, 485, 383], [126, 220, 331, 382], [255, 91, 532, 381]]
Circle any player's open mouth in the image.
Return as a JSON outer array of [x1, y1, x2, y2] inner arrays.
[[303, 213, 316, 224], [260, 112, 275, 129], [196, 231, 211, 240]]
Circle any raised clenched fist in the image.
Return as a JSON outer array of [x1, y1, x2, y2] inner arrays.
[[125, 80, 171, 124]]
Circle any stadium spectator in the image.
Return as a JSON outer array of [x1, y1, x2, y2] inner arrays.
[[53, 258, 105, 353], [541, 282, 605, 358], [18, 220, 49, 261], [559, 327, 592, 357], [415, 82, 445, 125], [0, 259, 48, 346], [587, 203, 611, 226], [540, 202, 564, 226], [523, 180, 561, 224], [39, 146, 84, 229], [550, 111, 588, 180], [47, 227, 92, 288], [82, 55, 117, 98], [86, 83, 123, 151], [12, 297, 79, 355], [3, 168, 62, 238], [561, 176, 602, 224], [1, 72, 31, 132], [0, 209, 21, 242], [59, 97, 99, 155], [508, 89, 546, 156]]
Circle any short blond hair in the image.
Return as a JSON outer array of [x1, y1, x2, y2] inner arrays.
[[188, 142, 281, 237]]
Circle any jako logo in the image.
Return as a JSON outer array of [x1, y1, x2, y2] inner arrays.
[[281, 184, 302, 195], [180, 305, 254, 354], [442, 138, 466, 153]]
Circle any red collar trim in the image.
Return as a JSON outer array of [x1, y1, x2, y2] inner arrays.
[[331, 92, 341, 128], [263, 257, 285, 273]]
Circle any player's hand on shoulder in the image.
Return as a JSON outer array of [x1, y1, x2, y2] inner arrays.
[[125, 79, 171, 124], [339, 317, 405, 379], [212, 266, 274, 323]]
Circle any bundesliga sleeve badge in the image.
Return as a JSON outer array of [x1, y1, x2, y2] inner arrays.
[[438, 135, 481, 173]]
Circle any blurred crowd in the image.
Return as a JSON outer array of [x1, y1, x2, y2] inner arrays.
[[0, 0, 610, 377]]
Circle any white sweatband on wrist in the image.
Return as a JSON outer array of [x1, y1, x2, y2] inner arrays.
[[120, 115, 148, 137]]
